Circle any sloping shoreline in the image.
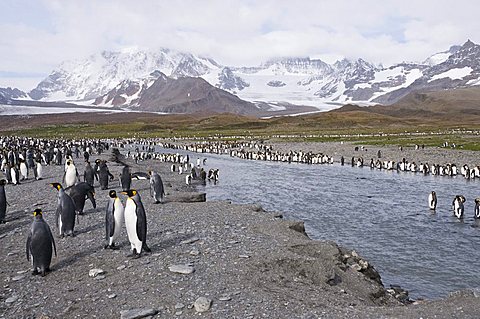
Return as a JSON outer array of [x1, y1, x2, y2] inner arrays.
[[0, 148, 479, 318]]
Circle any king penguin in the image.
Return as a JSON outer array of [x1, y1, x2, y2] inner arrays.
[[453, 195, 465, 219], [121, 189, 150, 258], [149, 171, 165, 204], [19, 159, 28, 180], [120, 165, 132, 191], [68, 182, 96, 215], [34, 159, 43, 180], [26, 208, 57, 276], [475, 198, 480, 219], [83, 161, 96, 187], [0, 179, 7, 223], [50, 183, 76, 237], [63, 160, 79, 188], [428, 191, 437, 210], [105, 190, 124, 249]]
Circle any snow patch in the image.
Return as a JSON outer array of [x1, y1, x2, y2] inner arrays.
[[429, 67, 473, 82]]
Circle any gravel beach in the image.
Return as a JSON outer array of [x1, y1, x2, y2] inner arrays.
[[1, 145, 479, 319]]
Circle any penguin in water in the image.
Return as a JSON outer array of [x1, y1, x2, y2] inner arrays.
[[428, 191, 437, 210], [26, 208, 57, 276], [50, 183, 76, 237], [63, 160, 79, 188], [68, 182, 96, 215], [120, 165, 132, 191], [453, 195, 465, 219], [474, 198, 480, 219], [149, 171, 165, 204], [105, 190, 124, 249], [121, 189, 150, 258], [0, 179, 7, 223]]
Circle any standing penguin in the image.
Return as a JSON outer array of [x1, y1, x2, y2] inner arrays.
[[453, 195, 465, 219], [428, 191, 437, 210], [19, 159, 28, 180], [26, 208, 57, 276], [33, 158, 43, 180], [68, 182, 96, 215], [120, 165, 132, 191], [105, 190, 124, 249], [50, 183, 76, 237], [121, 189, 150, 258], [0, 179, 7, 223], [98, 160, 114, 190], [83, 161, 96, 187], [474, 198, 480, 219], [63, 160, 79, 188], [149, 171, 165, 204], [10, 165, 19, 185]]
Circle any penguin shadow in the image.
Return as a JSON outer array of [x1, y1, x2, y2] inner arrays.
[[0, 209, 33, 234], [147, 231, 197, 251], [53, 243, 105, 271], [74, 221, 104, 236]]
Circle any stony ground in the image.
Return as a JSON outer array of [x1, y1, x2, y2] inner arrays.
[[1, 147, 479, 319]]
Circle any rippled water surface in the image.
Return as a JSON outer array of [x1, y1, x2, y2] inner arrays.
[[160, 148, 480, 299]]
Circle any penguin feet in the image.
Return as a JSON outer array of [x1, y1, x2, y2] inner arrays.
[[31, 269, 39, 276], [104, 244, 119, 250], [143, 244, 152, 253], [127, 249, 141, 259]]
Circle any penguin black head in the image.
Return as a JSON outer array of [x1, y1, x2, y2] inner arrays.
[[121, 189, 138, 197], [0, 179, 6, 186], [50, 183, 63, 191], [33, 208, 43, 217], [95, 159, 101, 164], [109, 190, 117, 198]]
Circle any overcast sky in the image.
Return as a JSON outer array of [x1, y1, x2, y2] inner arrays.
[[1, 0, 478, 90]]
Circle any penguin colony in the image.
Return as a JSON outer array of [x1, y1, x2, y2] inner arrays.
[[0, 135, 479, 277]]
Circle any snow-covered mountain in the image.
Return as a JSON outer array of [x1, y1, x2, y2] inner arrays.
[[26, 40, 480, 111], [0, 87, 27, 103]]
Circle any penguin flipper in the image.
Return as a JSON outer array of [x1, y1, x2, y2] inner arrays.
[[135, 208, 147, 243], [48, 225, 57, 257], [26, 232, 31, 261]]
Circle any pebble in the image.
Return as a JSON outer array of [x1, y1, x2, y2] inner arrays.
[[180, 237, 200, 245], [108, 294, 117, 299], [88, 269, 105, 277], [239, 254, 250, 259], [219, 295, 232, 301], [5, 296, 18, 304], [168, 264, 195, 274], [120, 308, 158, 319], [12, 275, 25, 281], [117, 265, 127, 270], [174, 303, 185, 309], [189, 249, 200, 256], [194, 297, 212, 313]]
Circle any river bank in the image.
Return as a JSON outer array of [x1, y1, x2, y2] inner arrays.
[[0, 147, 479, 318]]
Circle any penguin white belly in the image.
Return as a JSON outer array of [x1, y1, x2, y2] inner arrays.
[[36, 163, 43, 180], [20, 163, 28, 179], [124, 199, 142, 252], [428, 194, 434, 209], [10, 168, 17, 184], [58, 214, 63, 236], [112, 198, 124, 242], [65, 167, 77, 187]]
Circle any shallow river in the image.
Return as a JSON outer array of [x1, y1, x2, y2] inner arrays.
[[160, 148, 480, 299]]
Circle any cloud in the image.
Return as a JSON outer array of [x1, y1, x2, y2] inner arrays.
[[0, 0, 479, 89]]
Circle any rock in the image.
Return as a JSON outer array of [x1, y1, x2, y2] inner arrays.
[[180, 237, 200, 245], [120, 308, 158, 319], [239, 254, 250, 259], [218, 295, 232, 301], [194, 297, 212, 313], [168, 264, 195, 274], [174, 303, 185, 309], [117, 265, 127, 270], [88, 269, 105, 277], [287, 221, 309, 237], [12, 275, 25, 281], [5, 296, 18, 303], [108, 294, 117, 299], [189, 249, 200, 256]]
